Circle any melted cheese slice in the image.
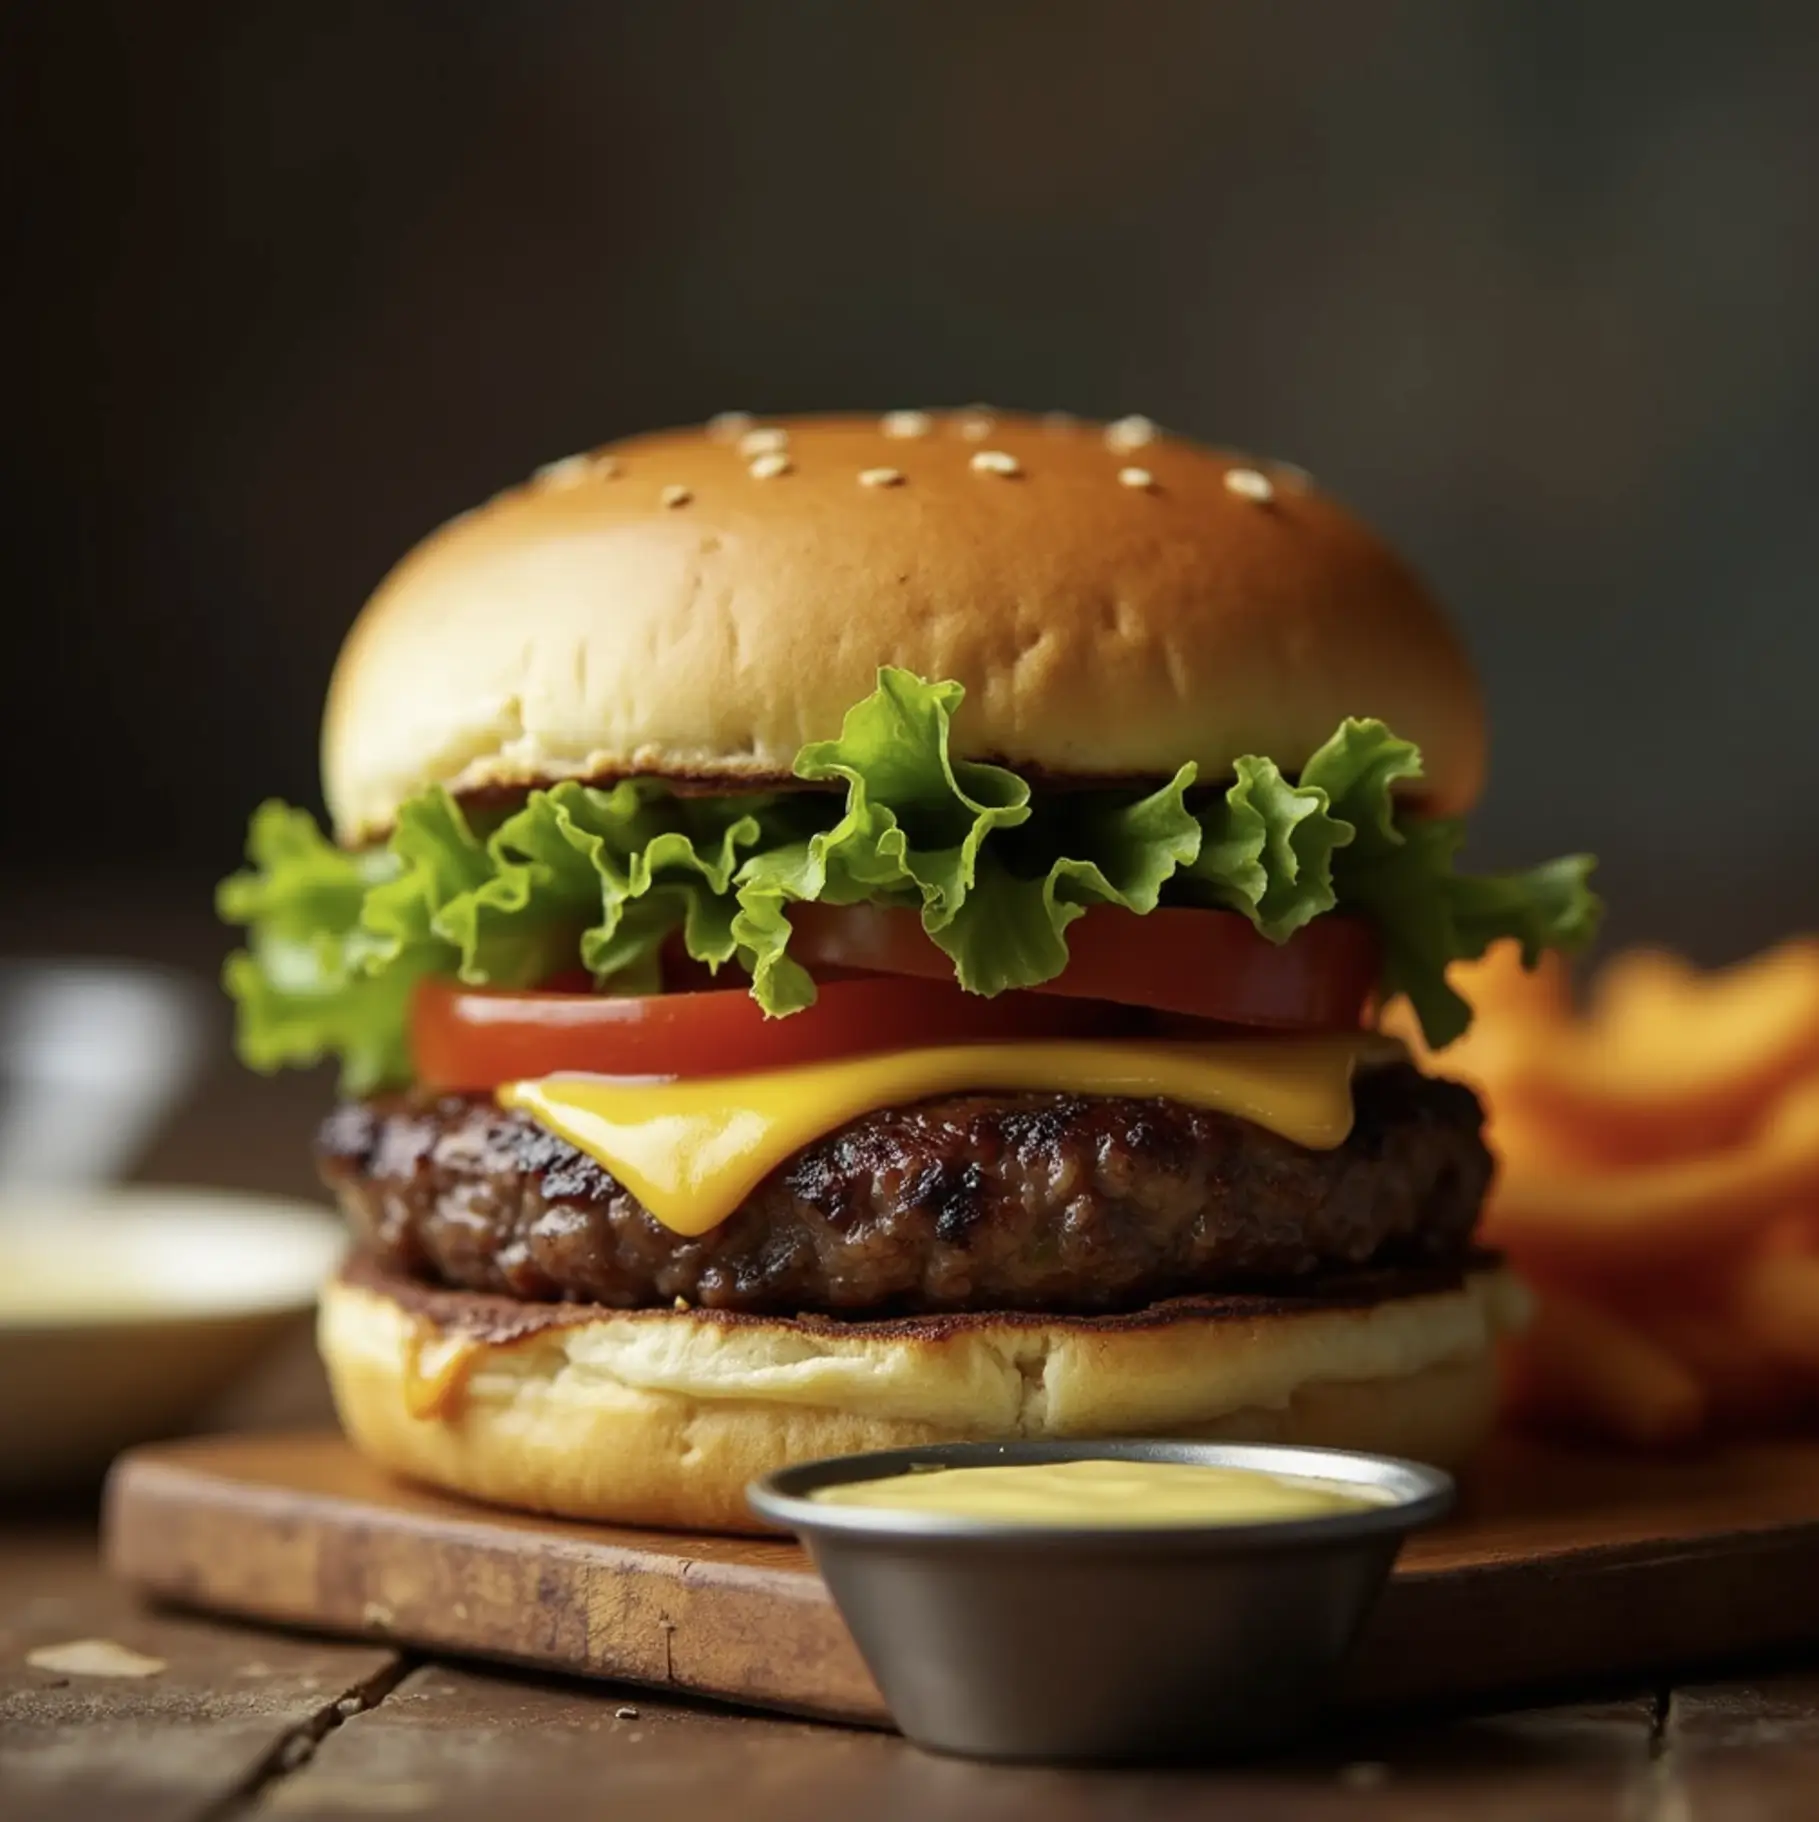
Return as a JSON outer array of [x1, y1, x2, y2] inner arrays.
[[500, 1034, 1400, 1238]]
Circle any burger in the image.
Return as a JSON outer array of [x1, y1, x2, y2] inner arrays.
[[220, 410, 1598, 1533]]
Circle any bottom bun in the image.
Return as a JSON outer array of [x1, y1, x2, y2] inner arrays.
[[320, 1261, 1527, 1533]]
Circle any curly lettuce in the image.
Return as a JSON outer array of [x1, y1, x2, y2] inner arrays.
[[219, 668, 1600, 1087]]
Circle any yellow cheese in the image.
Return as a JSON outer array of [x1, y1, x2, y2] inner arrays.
[[400, 1326, 482, 1422], [500, 1034, 1398, 1238]]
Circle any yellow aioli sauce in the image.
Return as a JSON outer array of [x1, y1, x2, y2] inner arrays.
[[0, 1251, 172, 1323], [811, 1458, 1387, 1526]]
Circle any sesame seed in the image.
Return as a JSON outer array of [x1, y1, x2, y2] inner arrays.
[[957, 416, 995, 441], [706, 411, 753, 442], [532, 453, 593, 488], [616, 1706, 641, 1721], [1273, 460, 1314, 491], [881, 410, 932, 439], [673, 1295, 690, 1311], [660, 484, 693, 508], [971, 449, 1021, 477], [1117, 466, 1155, 490], [738, 426, 789, 457], [859, 466, 904, 487], [1224, 467, 1275, 503], [533, 452, 618, 487], [1105, 415, 1158, 453], [748, 451, 792, 479]]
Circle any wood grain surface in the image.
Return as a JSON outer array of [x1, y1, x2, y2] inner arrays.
[[0, 1524, 399, 1822], [2, 1511, 1669, 1822], [18, 1501, 1819, 1815], [105, 1430, 1819, 1727], [259, 1662, 1662, 1822]]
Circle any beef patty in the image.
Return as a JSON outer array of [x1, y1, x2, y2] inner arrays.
[[318, 1062, 1492, 1317]]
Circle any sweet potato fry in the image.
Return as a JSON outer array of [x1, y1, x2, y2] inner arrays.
[[1629, 1297, 1802, 1431], [1382, 942, 1569, 1090], [1758, 1210, 1819, 1256], [1587, 945, 1699, 1026], [1452, 935, 1819, 1446], [1729, 1251, 1819, 1376], [1484, 1099, 1616, 1176], [1460, 943, 1575, 1025], [1502, 1291, 1707, 1447], [1485, 1075, 1819, 1277], [1507, 940, 1819, 1161]]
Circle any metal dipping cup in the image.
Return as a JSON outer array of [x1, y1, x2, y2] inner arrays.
[[749, 1439, 1452, 1764]]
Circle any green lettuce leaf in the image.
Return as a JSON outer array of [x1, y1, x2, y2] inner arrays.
[[217, 783, 795, 1090], [727, 667, 1204, 1005], [1305, 720, 1601, 1046], [216, 802, 428, 1093], [218, 670, 1600, 1086], [1180, 755, 1352, 939]]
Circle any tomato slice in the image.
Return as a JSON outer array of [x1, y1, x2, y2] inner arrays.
[[787, 903, 1379, 1031], [413, 973, 1137, 1091]]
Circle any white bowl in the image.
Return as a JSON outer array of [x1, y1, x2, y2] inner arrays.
[[0, 960, 212, 1187], [0, 1185, 343, 1490]]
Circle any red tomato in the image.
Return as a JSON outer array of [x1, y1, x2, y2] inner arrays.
[[412, 973, 1137, 1091], [787, 903, 1379, 1031]]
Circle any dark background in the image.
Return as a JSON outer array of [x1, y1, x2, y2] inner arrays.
[[7, 1, 1818, 961]]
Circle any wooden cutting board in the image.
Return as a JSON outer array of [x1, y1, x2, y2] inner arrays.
[[105, 1432, 1819, 1723]]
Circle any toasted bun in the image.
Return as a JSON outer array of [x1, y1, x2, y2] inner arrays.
[[320, 1263, 1525, 1533], [324, 412, 1485, 843]]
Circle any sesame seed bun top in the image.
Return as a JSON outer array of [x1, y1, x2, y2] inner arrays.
[[323, 411, 1486, 844]]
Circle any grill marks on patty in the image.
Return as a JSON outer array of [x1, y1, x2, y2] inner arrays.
[[318, 1063, 1492, 1318]]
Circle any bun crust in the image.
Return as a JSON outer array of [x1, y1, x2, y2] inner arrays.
[[320, 1263, 1525, 1533], [325, 413, 1485, 843]]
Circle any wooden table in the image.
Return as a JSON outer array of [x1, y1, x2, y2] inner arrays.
[[8, 904, 1819, 1815], [11, 1502, 1819, 1817]]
